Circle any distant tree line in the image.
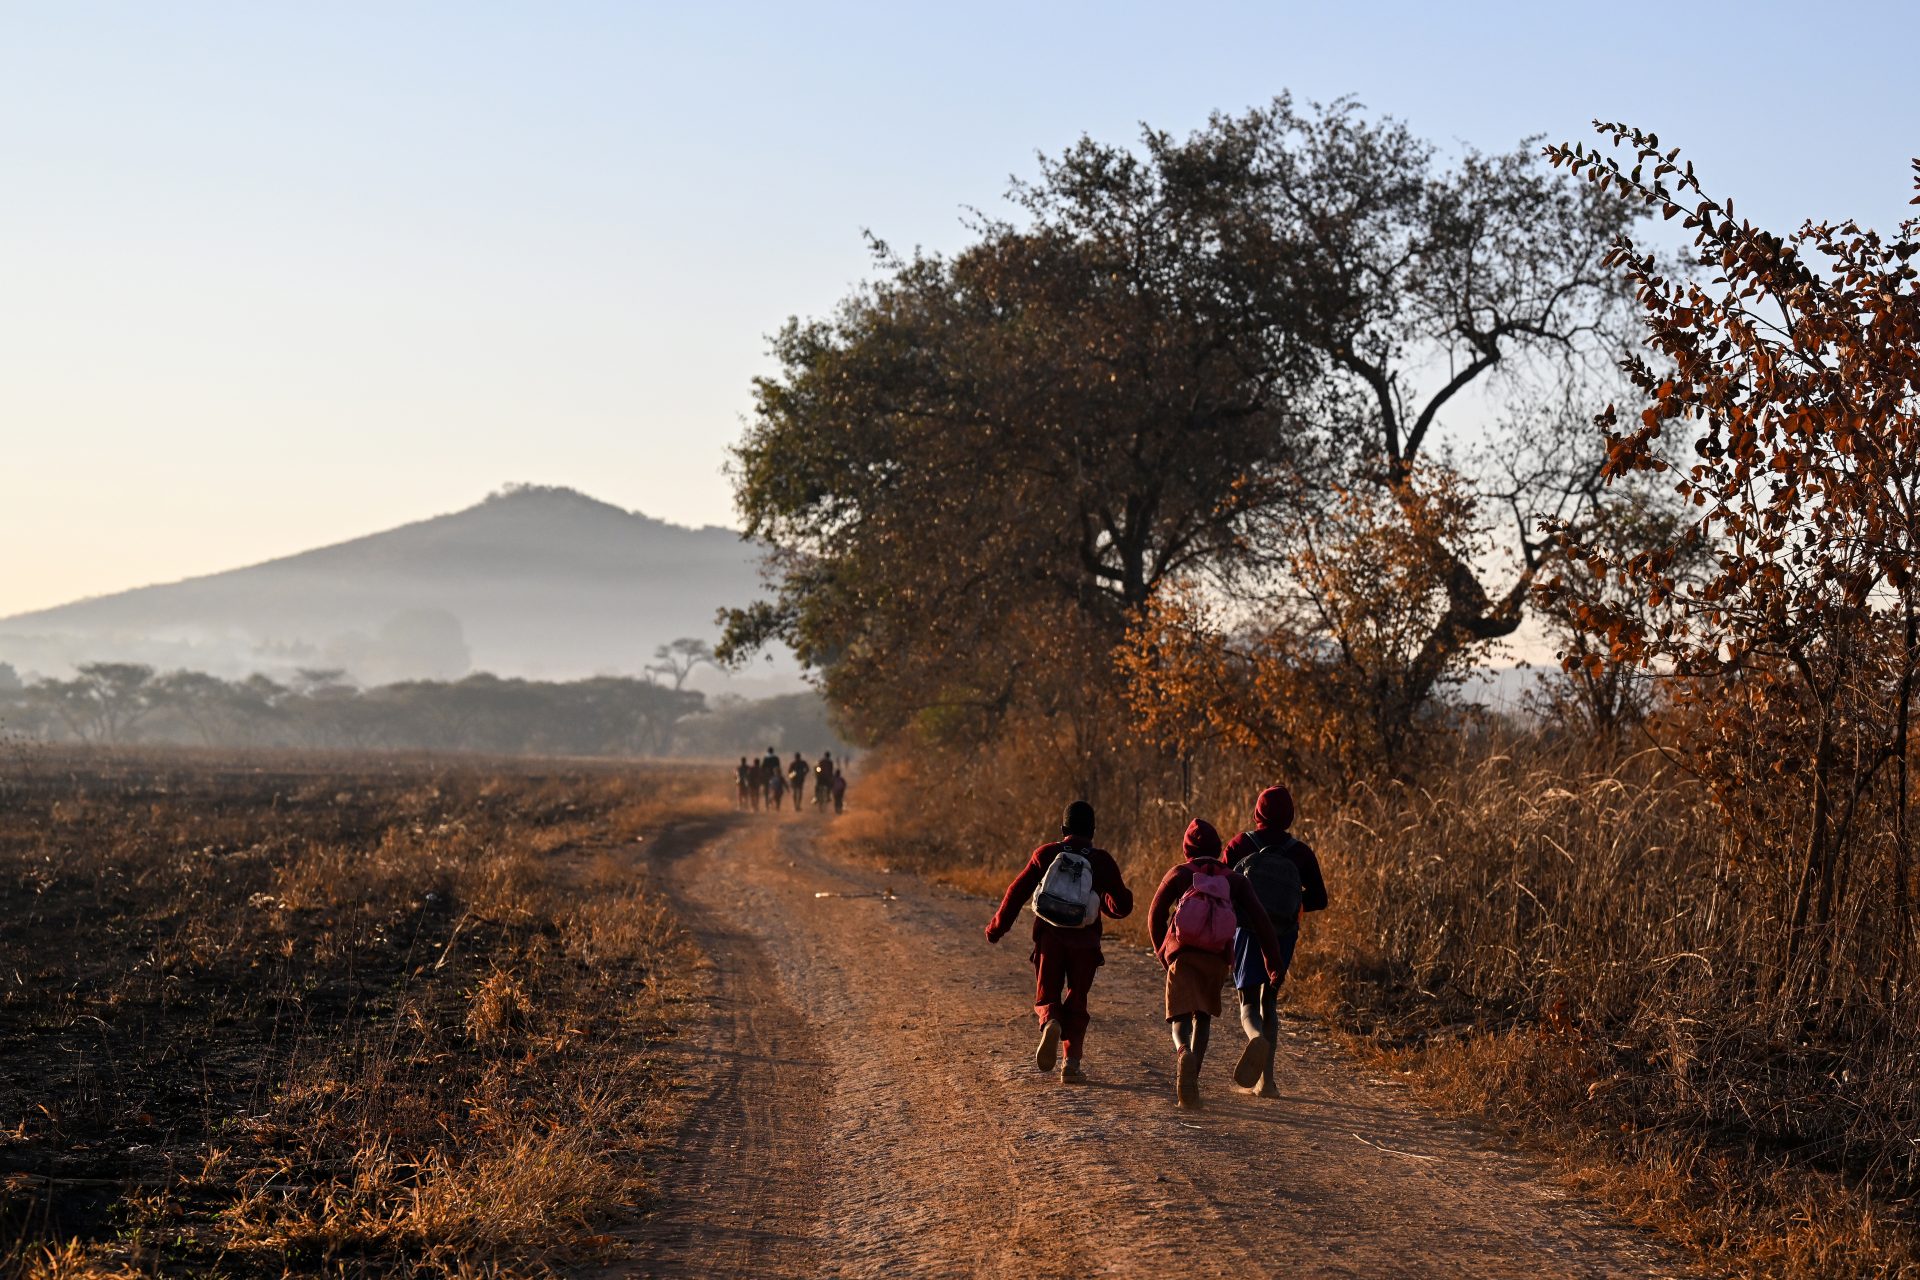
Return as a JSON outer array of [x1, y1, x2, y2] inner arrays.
[[0, 656, 842, 759]]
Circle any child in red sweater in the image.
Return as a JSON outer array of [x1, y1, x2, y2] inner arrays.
[[985, 801, 1134, 1084], [1148, 818, 1286, 1109], [1221, 784, 1329, 1097]]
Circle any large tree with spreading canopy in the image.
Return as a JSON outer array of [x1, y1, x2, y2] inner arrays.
[[726, 96, 1638, 759]]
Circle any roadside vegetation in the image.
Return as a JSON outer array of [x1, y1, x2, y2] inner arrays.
[[0, 658, 844, 760], [0, 751, 718, 1278], [730, 99, 1920, 1277]]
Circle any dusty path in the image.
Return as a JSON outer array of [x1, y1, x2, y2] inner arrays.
[[619, 814, 1689, 1279]]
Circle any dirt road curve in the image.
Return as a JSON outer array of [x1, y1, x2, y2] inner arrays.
[[615, 814, 1688, 1279]]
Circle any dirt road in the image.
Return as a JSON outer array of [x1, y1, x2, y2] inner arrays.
[[619, 814, 1688, 1279]]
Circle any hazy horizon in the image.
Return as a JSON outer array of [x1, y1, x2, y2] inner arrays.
[[6, 1, 1915, 617], [0, 482, 822, 693]]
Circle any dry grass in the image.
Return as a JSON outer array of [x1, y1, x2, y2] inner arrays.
[[0, 747, 723, 1277], [839, 726, 1920, 1278], [1295, 745, 1920, 1277]]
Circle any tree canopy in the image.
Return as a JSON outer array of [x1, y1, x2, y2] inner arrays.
[[725, 95, 1639, 751]]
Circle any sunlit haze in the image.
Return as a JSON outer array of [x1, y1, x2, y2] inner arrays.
[[3, 0, 1912, 617]]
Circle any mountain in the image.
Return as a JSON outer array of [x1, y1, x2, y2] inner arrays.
[[0, 485, 791, 686]]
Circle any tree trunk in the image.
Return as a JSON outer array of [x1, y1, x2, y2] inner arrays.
[[1786, 708, 1837, 1009]]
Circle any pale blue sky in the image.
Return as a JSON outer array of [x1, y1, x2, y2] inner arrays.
[[2, 1, 1913, 615]]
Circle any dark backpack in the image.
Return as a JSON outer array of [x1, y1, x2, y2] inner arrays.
[[1234, 831, 1304, 933]]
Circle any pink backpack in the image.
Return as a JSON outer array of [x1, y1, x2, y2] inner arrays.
[[1170, 862, 1237, 953]]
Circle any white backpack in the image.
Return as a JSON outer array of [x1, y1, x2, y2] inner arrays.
[[1032, 844, 1101, 928]]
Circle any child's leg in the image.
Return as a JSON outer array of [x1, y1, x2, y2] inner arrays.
[[1031, 942, 1068, 1070], [1171, 1013, 1212, 1058], [1255, 982, 1283, 1095], [1058, 950, 1097, 1063], [1233, 984, 1271, 1087], [1033, 943, 1068, 1028], [1237, 986, 1265, 1040], [1172, 1012, 1209, 1108]]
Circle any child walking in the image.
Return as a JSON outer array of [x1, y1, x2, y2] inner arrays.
[[984, 801, 1134, 1084], [786, 753, 808, 812], [1148, 818, 1286, 1110], [1221, 785, 1329, 1097]]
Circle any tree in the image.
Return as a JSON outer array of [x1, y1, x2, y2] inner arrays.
[[1119, 466, 1489, 778], [648, 638, 717, 691], [1206, 96, 1638, 711], [1546, 126, 1920, 1009], [1528, 483, 1704, 738], [39, 662, 158, 743], [724, 96, 1638, 757], [286, 668, 381, 749], [154, 670, 240, 746], [722, 131, 1324, 744]]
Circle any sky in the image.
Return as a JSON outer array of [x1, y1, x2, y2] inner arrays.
[[2, 1, 1915, 618]]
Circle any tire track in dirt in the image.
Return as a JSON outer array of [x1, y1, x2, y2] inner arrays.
[[613, 816, 830, 1278], [615, 814, 1692, 1279]]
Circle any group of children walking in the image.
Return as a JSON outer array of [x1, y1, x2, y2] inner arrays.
[[984, 785, 1326, 1108], [736, 748, 848, 813]]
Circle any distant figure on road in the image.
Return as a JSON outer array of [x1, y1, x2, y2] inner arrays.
[[761, 747, 782, 808], [831, 765, 847, 814], [735, 757, 752, 810], [768, 767, 787, 811], [983, 801, 1133, 1085], [1222, 785, 1328, 1097], [813, 752, 834, 809], [786, 753, 808, 812], [1148, 819, 1286, 1110]]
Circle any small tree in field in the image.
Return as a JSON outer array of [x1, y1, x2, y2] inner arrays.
[[1547, 128, 1920, 1010], [648, 638, 716, 691], [39, 662, 157, 743]]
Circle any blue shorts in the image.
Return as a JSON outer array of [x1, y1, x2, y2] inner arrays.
[[1232, 926, 1298, 991]]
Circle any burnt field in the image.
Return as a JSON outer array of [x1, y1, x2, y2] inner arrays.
[[0, 748, 718, 1278]]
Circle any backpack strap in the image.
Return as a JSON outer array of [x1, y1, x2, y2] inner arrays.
[[1243, 829, 1297, 858]]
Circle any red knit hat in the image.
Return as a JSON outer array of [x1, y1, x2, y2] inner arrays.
[[1182, 818, 1222, 862], [1253, 785, 1294, 831]]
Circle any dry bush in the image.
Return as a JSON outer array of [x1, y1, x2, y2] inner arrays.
[[0, 750, 713, 1278]]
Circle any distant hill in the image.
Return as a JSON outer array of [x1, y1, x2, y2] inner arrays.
[[0, 485, 794, 686]]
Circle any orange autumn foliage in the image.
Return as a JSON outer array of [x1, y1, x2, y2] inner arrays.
[[1119, 470, 1495, 778], [1546, 126, 1920, 1010]]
